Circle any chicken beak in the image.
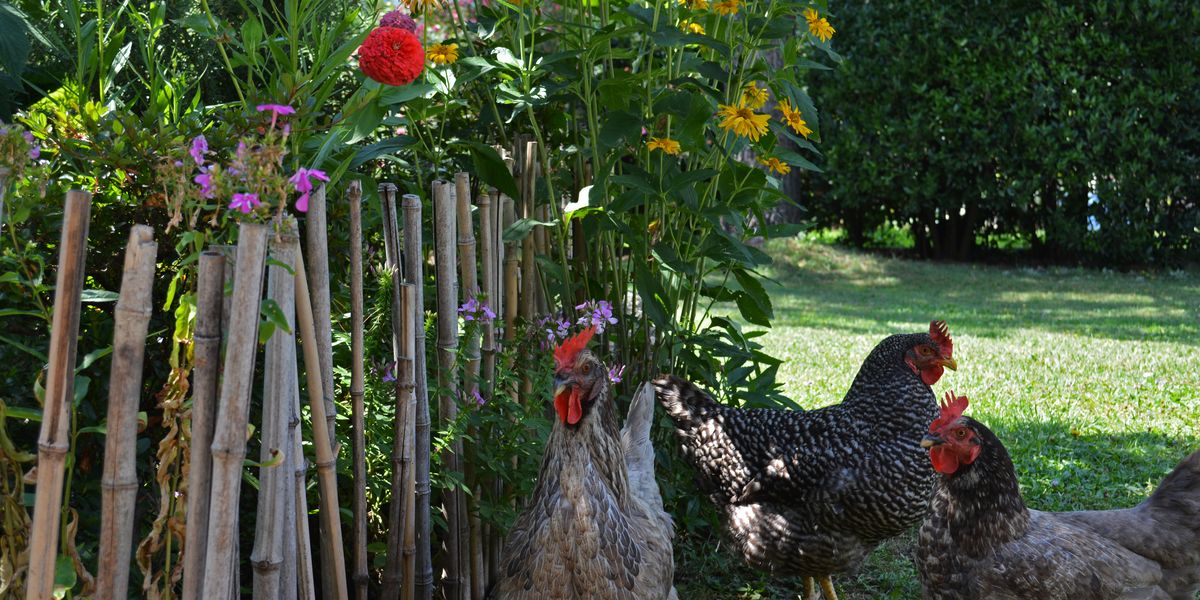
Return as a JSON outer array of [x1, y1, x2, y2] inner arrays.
[[553, 373, 569, 398], [939, 357, 958, 371], [920, 433, 942, 449]]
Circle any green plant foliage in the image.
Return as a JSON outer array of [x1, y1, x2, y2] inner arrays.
[[808, 1, 1200, 265]]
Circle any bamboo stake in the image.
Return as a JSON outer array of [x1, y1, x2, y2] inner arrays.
[[399, 284, 418, 600], [25, 191, 91, 600], [295, 245, 350, 600], [401, 192, 434, 600], [433, 180, 465, 600], [476, 192, 499, 585], [348, 181, 369, 600], [182, 250, 226, 600], [381, 182, 406, 600], [501, 196, 518, 345], [455, 174, 485, 600], [305, 184, 339, 600], [202, 222, 269, 599], [291, 367, 318, 600], [95, 225, 156, 600], [0, 168, 9, 233], [252, 221, 298, 598]]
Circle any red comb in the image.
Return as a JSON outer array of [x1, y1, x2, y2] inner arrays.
[[554, 326, 596, 371], [930, 390, 969, 432], [930, 320, 953, 358]]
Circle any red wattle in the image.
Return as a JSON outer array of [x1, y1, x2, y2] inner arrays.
[[554, 391, 570, 423], [921, 365, 944, 386], [930, 446, 960, 474], [567, 387, 582, 425]]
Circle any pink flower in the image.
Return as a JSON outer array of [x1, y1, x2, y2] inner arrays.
[[229, 192, 261, 214], [381, 9, 418, 32], [255, 103, 295, 116], [194, 172, 215, 198], [189, 135, 208, 165], [290, 167, 330, 213]]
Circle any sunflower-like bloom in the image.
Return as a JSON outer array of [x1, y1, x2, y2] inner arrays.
[[647, 137, 682, 155], [717, 103, 770, 142], [428, 43, 459, 65], [777, 98, 813, 138], [359, 27, 425, 86], [757, 156, 791, 176], [403, 0, 440, 13], [678, 0, 709, 8], [679, 20, 705, 34], [803, 7, 836, 42], [741, 82, 769, 109], [713, 0, 740, 16]]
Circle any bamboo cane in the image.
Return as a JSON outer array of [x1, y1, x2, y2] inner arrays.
[[0, 168, 9, 233], [501, 196, 518, 345], [381, 182, 406, 600], [202, 222, 269, 599], [401, 192, 433, 600], [291, 367, 318, 600], [25, 191, 91, 600], [182, 249, 226, 600], [295, 245, 350, 600], [95, 225, 156, 600], [348, 181, 369, 600], [252, 220, 298, 598], [433, 180, 465, 600], [476, 192, 499, 584], [455, 174, 485, 600], [305, 184, 339, 600], [399, 283, 418, 600]]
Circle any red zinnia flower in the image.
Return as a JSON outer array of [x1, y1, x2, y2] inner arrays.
[[359, 27, 425, 86]]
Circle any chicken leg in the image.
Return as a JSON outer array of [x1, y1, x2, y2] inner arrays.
[[803, 577, 816, 599], [818, 576, 838, 600]]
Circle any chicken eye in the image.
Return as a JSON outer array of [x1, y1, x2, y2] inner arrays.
[[918, 346, 934, 356], [955, 429, 968, 439], [581, 363, 591, 375]]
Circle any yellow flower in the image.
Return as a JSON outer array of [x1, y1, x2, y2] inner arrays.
[[757, 156, 791, 176], [678, 0, 709, 8], [647, 137, 682, 155], [679, 20, 706, 35], [717, 102, 770, 142], [428, 43, 459, 65], [804, 7, 835, 42], [713, 0, 740, 16], [777, 98, 813, 138], [741, 82, 769, 110], [403, 0, 440, 12]]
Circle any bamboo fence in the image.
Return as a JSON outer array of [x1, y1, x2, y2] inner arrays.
[[348, 180, 369, 600], [25, 191, 91, 600], [95, 225, 156, 600], [399, 283, 418, 600], [455, 172, 485, 600], [403, 191, 434, 600], [381, 181, 407, 600]]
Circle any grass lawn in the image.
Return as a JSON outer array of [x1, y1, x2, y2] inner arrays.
[[674, 238, 1200, 599]]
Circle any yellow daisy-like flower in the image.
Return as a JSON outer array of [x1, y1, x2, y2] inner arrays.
[[679, 20, 705, 35], [647, 137, 682, 155], [428, 43, 459, 65], [757, 156, 791, 176], [777, 98, 813, 138], [713, 0, 740, 16], [403, 0, 440, 12], [717, 102, 770, 142], [741, 82, 769, 110], [803, 7, 835, 42], [678, 0, 709, 8]]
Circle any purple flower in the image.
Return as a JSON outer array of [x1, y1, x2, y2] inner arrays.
[[236, 141, 248, 161], [229, 192, 261, 214], [575, 299, 618, 334], [256, 103, 296, 116], [458, 296, 496, 322], [473, 389, 486, 406], [29, 145, 40, 160], [607, 364, 625, 384], [194, 172, 215, 199], [189, 134, 208, 166], [381, 10, 419, 32], [290, 168, 330, 213], [382, 362, 397, 383]]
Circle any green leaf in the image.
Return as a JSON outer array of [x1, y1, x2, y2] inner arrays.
[[775, 149, 823, 173], [76, 346, 112, 373], [0, 3, 32, 76], [0, 333, 46, 361], [733, 269, 773, 326], [597, 110, 641, 151], [465, 142, 520, 201], [502, 218, 555, 243], [81, 289, 119, 303], [53, 555, 75, 598], [4, 405, 41, 421], [351, 135, 417, 170]]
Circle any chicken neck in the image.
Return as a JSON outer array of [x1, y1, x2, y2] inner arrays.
[[933, 425, 1030, 557], [538, 381, 631, 509]]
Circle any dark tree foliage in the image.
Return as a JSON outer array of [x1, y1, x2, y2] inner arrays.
[[808, 1, 1200, 265]]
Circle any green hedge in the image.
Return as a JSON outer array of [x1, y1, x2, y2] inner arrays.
[[807, 1, 1200, 264]]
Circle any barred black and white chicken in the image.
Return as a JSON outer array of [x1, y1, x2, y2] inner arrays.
[[653, 321, 957, 599]]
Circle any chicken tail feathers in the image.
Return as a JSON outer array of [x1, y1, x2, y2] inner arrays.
[[623, 382, 674, 534], [652, 374, 719, 432], [1146, 449, 1200, 520]]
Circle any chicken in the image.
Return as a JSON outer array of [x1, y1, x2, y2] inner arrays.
[[653, 320, 958, 599], [917, 391, 1200, 600], [489, 327, 677, 600]]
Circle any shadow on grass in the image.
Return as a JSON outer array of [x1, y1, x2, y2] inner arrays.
[[767, 241, 1200, 346], [672, 418, 1199, 599]]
